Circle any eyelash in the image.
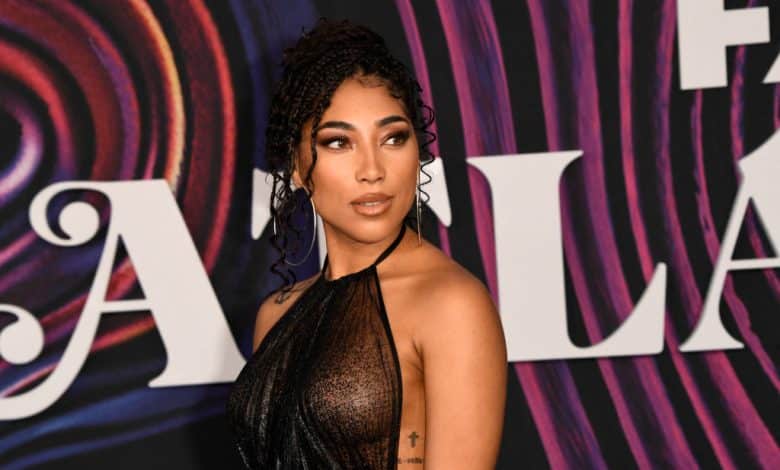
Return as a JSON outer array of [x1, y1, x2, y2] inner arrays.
[[386, 131, 410, 146], [318, 131, 410, 150]]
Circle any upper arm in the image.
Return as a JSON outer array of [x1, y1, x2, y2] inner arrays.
[[420, 276, 508, 469]]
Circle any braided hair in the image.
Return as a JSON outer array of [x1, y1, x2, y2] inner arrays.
[[265, 17, 436, 303]]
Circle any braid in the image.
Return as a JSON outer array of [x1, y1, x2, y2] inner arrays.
[[266, 17, 437, 303]]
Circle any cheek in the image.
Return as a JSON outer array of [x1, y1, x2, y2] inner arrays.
[[399, 156, 419, 188], [389, 157, 419, 209], [310, 161, 350, 203]]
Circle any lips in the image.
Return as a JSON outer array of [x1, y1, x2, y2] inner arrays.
[[351, 192, 393, 216], [351, 192, 392, 204]]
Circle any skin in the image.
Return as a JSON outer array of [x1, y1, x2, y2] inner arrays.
[[253, 74, 508, 469]]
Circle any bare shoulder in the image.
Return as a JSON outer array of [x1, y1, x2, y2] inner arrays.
[[404, 243, 506, 352], [408, 244, 508, 467], [252, 272, 320, 353]]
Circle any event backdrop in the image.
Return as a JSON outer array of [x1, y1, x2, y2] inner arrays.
[[0, 0, 778, 468]]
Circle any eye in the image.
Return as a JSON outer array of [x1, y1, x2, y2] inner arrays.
[[384, 130, 410, 147], [318, 136, 350, 150]]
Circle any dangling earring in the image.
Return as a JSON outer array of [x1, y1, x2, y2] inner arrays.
[[273, 189, 318, 266], [416, 163, 422, 246]]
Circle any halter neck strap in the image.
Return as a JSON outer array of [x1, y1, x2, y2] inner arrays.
[[320, 223, 406, 280]]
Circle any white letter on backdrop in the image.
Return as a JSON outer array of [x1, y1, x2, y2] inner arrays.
[[680, 130, 780, 351], [0, 179, 245, 420], [677, 0, 769, 89], [468, 153, 667, 361]]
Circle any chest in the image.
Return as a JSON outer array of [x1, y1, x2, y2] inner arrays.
[[229, 275, 427, 467], [300, 304, 402, 443], [297, 276, 428, 457]]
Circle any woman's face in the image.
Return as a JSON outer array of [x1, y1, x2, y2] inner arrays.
[[293, 75, 419, 242]]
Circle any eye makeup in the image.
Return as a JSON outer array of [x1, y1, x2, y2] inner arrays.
[[317, 135, 350, 150], [384, 130, 410, 146], [316, 130, 411, 149]]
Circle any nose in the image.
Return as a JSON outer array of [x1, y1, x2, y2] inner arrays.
[[355, 145, 385, 183]]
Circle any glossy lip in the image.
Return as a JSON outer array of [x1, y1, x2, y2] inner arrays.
[[350, 192, 392, 204], [350, 194, 393, 216]]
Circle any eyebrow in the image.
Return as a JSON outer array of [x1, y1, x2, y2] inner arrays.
[[315, 115, 410, 132]]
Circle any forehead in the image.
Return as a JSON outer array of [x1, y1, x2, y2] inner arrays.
[[320, 76, 407, 123]]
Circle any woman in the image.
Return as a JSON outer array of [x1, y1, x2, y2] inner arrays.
[[227, 18, 507, 469]]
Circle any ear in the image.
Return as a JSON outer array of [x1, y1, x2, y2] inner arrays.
[[291, 150, 304, 190], [292, 166, 302, 191]]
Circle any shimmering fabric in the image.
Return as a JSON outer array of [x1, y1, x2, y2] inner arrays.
[[227, 223, 407, 469]]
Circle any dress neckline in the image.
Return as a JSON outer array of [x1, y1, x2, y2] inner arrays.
[[319, 223, 407, 284]]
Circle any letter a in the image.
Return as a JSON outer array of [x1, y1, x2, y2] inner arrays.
[[0, 180, 245, 419], [680, 130, 780, 351]]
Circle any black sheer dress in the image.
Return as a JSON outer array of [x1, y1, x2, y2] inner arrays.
[[227, 223, 408, 469]]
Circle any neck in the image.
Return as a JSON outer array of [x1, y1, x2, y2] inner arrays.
[[322, 222, 407, 279]]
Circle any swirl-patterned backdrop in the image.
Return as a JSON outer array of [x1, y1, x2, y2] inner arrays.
[[0, 0, 777, 468]]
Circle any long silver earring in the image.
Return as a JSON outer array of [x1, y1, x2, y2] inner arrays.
[[416, 164, 422, 246], [273, 190, 318, 266]]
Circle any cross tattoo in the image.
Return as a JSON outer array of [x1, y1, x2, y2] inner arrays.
[[407, 431, 420, 447]]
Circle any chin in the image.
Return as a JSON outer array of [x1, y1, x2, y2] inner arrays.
[[337, 217, 405, 243]]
